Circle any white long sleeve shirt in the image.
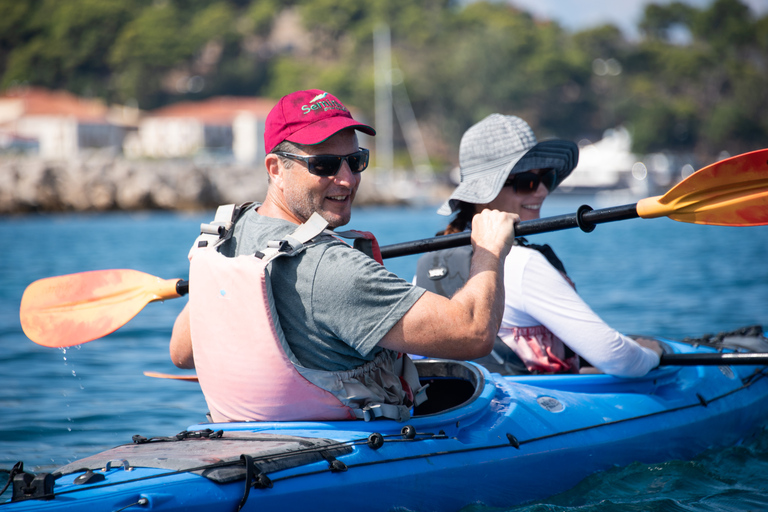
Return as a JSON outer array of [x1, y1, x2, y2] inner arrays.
[[501, 245, 659, 377]]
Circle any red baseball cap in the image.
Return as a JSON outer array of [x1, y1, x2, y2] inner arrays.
[[264, 89, 376, 153]]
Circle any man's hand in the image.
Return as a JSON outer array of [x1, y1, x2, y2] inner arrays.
[[470, 209, 519, 259]]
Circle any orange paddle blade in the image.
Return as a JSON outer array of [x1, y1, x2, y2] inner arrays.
[[636, 148, 768, 226], [20, 269, 182, 347], [144, 371, 199, 382]]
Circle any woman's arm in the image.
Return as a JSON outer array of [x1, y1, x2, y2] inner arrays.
[[514, 251, 660, 377]]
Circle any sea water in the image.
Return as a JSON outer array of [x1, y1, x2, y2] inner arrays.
[[1, 196, 767, 510]]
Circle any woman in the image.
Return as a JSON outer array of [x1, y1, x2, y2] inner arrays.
[[415, 114, 662, 376]]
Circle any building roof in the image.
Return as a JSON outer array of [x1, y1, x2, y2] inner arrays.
[[0, 87, 110, 123], [146, 96, 277, 124]]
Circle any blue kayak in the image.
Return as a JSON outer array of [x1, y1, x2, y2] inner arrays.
[[4, 334, 768, 512]]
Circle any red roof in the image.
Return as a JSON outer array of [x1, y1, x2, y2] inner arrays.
[[147, 96, 277, 124], [0, 87, 109, 122]]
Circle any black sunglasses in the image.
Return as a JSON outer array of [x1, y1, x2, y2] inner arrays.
[[273, 148, 370, 177], [504, 168, 557, 194]]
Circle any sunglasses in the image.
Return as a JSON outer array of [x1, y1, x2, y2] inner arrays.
[[273, 148, 370, 177], [504, 168, 557, 194]]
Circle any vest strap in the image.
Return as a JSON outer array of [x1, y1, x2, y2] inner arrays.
[[260, 213, 330, 263], [355, 403, 411, 423]]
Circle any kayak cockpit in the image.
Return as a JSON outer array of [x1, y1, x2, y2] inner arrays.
[[411, 359, 485, 416]]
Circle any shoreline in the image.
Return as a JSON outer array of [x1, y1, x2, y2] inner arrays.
[[0, 155, 454, 214]]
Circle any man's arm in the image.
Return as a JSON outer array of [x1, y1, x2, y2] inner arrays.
[[170, 303, 195, 369], [379, 209, 517, 360]]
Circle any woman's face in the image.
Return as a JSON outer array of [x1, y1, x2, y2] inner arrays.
[[479, 169, 551, 222]]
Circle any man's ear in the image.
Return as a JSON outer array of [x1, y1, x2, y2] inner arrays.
[[265, 154, 282, 185]]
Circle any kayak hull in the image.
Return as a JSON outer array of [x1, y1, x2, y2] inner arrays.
[[4, 338, 768, 511]]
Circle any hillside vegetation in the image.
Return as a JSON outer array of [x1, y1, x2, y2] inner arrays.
[[2, 0, 767, 167]]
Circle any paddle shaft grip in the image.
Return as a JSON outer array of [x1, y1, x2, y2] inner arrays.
[[380, 203, 640, 259]]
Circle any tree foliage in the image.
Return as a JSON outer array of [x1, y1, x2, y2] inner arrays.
[[0, 0, 765, 163]]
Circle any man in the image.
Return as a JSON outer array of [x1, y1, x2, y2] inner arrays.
[[170, 89, 518, 422]]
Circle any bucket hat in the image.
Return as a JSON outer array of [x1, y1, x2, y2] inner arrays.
[[438, 114, 578, 215], [265, 89, 376, 153]]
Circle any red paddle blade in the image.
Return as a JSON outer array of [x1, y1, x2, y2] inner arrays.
[[20, 269, 182, 347], [637, 148, 768, 226]]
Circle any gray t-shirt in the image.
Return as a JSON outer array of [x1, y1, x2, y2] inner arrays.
[[217, 205, 426, 372]]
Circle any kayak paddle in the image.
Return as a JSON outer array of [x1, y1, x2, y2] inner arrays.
[[19, 149, 768, 347], [143, 371, 200, 382], [142, 351, 768, 384], [20, 269, 185, 348], [659, 352, 768, 366], [381, 148, 768, 257]]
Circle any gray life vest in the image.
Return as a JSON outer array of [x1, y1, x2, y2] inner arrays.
[[415, 237, 577, 375], [414, 244, 529, 375]]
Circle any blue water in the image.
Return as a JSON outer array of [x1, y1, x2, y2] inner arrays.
[[1, 196, 767, 510]]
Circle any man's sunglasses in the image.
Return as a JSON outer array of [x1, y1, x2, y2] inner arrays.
[[273, 148, 370, 177], [504, 168, 557, 194]]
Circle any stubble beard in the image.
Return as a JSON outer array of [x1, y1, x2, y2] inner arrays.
[[285, 189, 352, 229]]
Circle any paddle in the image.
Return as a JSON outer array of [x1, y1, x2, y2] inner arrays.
[[20, 270, 185, 348], [140, 352, 768, 383], [19, 149, 768, 348], [143, 371, 199, 382], [381, 148, 768, 258], [659, 353, 768, 366]]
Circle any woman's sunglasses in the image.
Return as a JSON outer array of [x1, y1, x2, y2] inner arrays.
[[504, 168, 557, 194], [273, 148, 370, 177]]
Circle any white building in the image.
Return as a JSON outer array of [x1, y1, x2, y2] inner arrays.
[[130, 97, 275, 163], [0, 87, 127, 159]]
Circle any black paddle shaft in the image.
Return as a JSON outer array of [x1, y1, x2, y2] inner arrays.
[[660, 352, 768, 366], [174, 203, 640, 293], [380, 203, 640, 259]]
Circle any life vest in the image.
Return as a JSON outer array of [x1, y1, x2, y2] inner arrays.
[[414, 237, 577, 374], [188, 206, 426, 423]]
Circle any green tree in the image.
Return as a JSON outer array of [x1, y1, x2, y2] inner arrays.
[[639, 2, 695, 42], [109, 3, 197, 106], [1, 0, 765, 163], [1, 0, 144, 96], [691, 0, 755, 52]]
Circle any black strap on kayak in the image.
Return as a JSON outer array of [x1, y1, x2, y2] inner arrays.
[[320, 450, 348, 472], [0, 462, 23, 497], [680, 325, 767, 352], [132, 428, 224, 444], [237, 454, 272, 512]]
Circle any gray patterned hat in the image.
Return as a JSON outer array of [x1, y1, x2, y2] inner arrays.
[[438, 114, 579, 215]]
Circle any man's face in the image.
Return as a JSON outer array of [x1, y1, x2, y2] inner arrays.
[[280, 129, 361, 228]]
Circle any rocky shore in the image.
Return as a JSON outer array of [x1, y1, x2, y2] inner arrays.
[[0, 155, 450, 214]]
